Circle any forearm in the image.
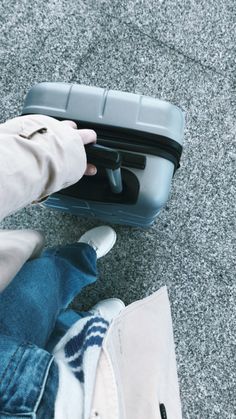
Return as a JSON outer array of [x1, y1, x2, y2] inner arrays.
[[0, 114, 87, 220]]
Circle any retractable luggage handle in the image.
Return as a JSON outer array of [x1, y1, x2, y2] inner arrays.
[[85, 143, 123, 194]]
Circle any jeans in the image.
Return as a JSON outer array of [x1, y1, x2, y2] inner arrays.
[[0, 243, 97, 418]]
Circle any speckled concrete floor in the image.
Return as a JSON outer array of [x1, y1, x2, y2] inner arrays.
[[0, 1, 235, 417]]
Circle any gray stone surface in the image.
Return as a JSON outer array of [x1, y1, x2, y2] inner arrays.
[[85, 0, 236, 77], [0, 1, 235, 418]]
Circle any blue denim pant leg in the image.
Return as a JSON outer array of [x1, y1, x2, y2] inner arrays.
[[46, 309, 83, 352], [0, 243, 97, 418], [0, 243, 97, 348], [0, 334, 58, 419]]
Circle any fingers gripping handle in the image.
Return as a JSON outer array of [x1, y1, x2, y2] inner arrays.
[[85, 144, 123, 193]]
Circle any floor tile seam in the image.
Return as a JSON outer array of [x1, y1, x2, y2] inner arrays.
[[122, 20, 234, 81], [68, 36, 107, 82], [94, 9, 234, 83]]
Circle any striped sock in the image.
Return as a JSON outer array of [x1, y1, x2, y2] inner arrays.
[[53, 314, 109, 419]]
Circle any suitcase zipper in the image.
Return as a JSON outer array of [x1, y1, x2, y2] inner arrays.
[[75, 121, 182, 170]]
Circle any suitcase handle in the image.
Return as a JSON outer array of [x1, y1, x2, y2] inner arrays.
[[85, 143, 121, 170], [85, 144, 123, 193]]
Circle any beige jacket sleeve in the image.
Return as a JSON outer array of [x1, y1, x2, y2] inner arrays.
[[0, 114, 87, 291]]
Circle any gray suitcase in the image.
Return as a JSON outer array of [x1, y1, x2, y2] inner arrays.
[[22, 82, 184, 227]]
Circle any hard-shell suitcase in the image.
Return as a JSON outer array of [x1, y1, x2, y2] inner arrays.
[[22, 82, 184, 227]]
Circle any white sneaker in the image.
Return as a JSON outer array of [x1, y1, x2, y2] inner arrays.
[[78, 226, 116, 259], [90, 298, 125, 321]]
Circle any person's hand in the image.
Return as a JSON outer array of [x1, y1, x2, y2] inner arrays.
[[61, 120, 97, 176], [0, 114, 99, 220]]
